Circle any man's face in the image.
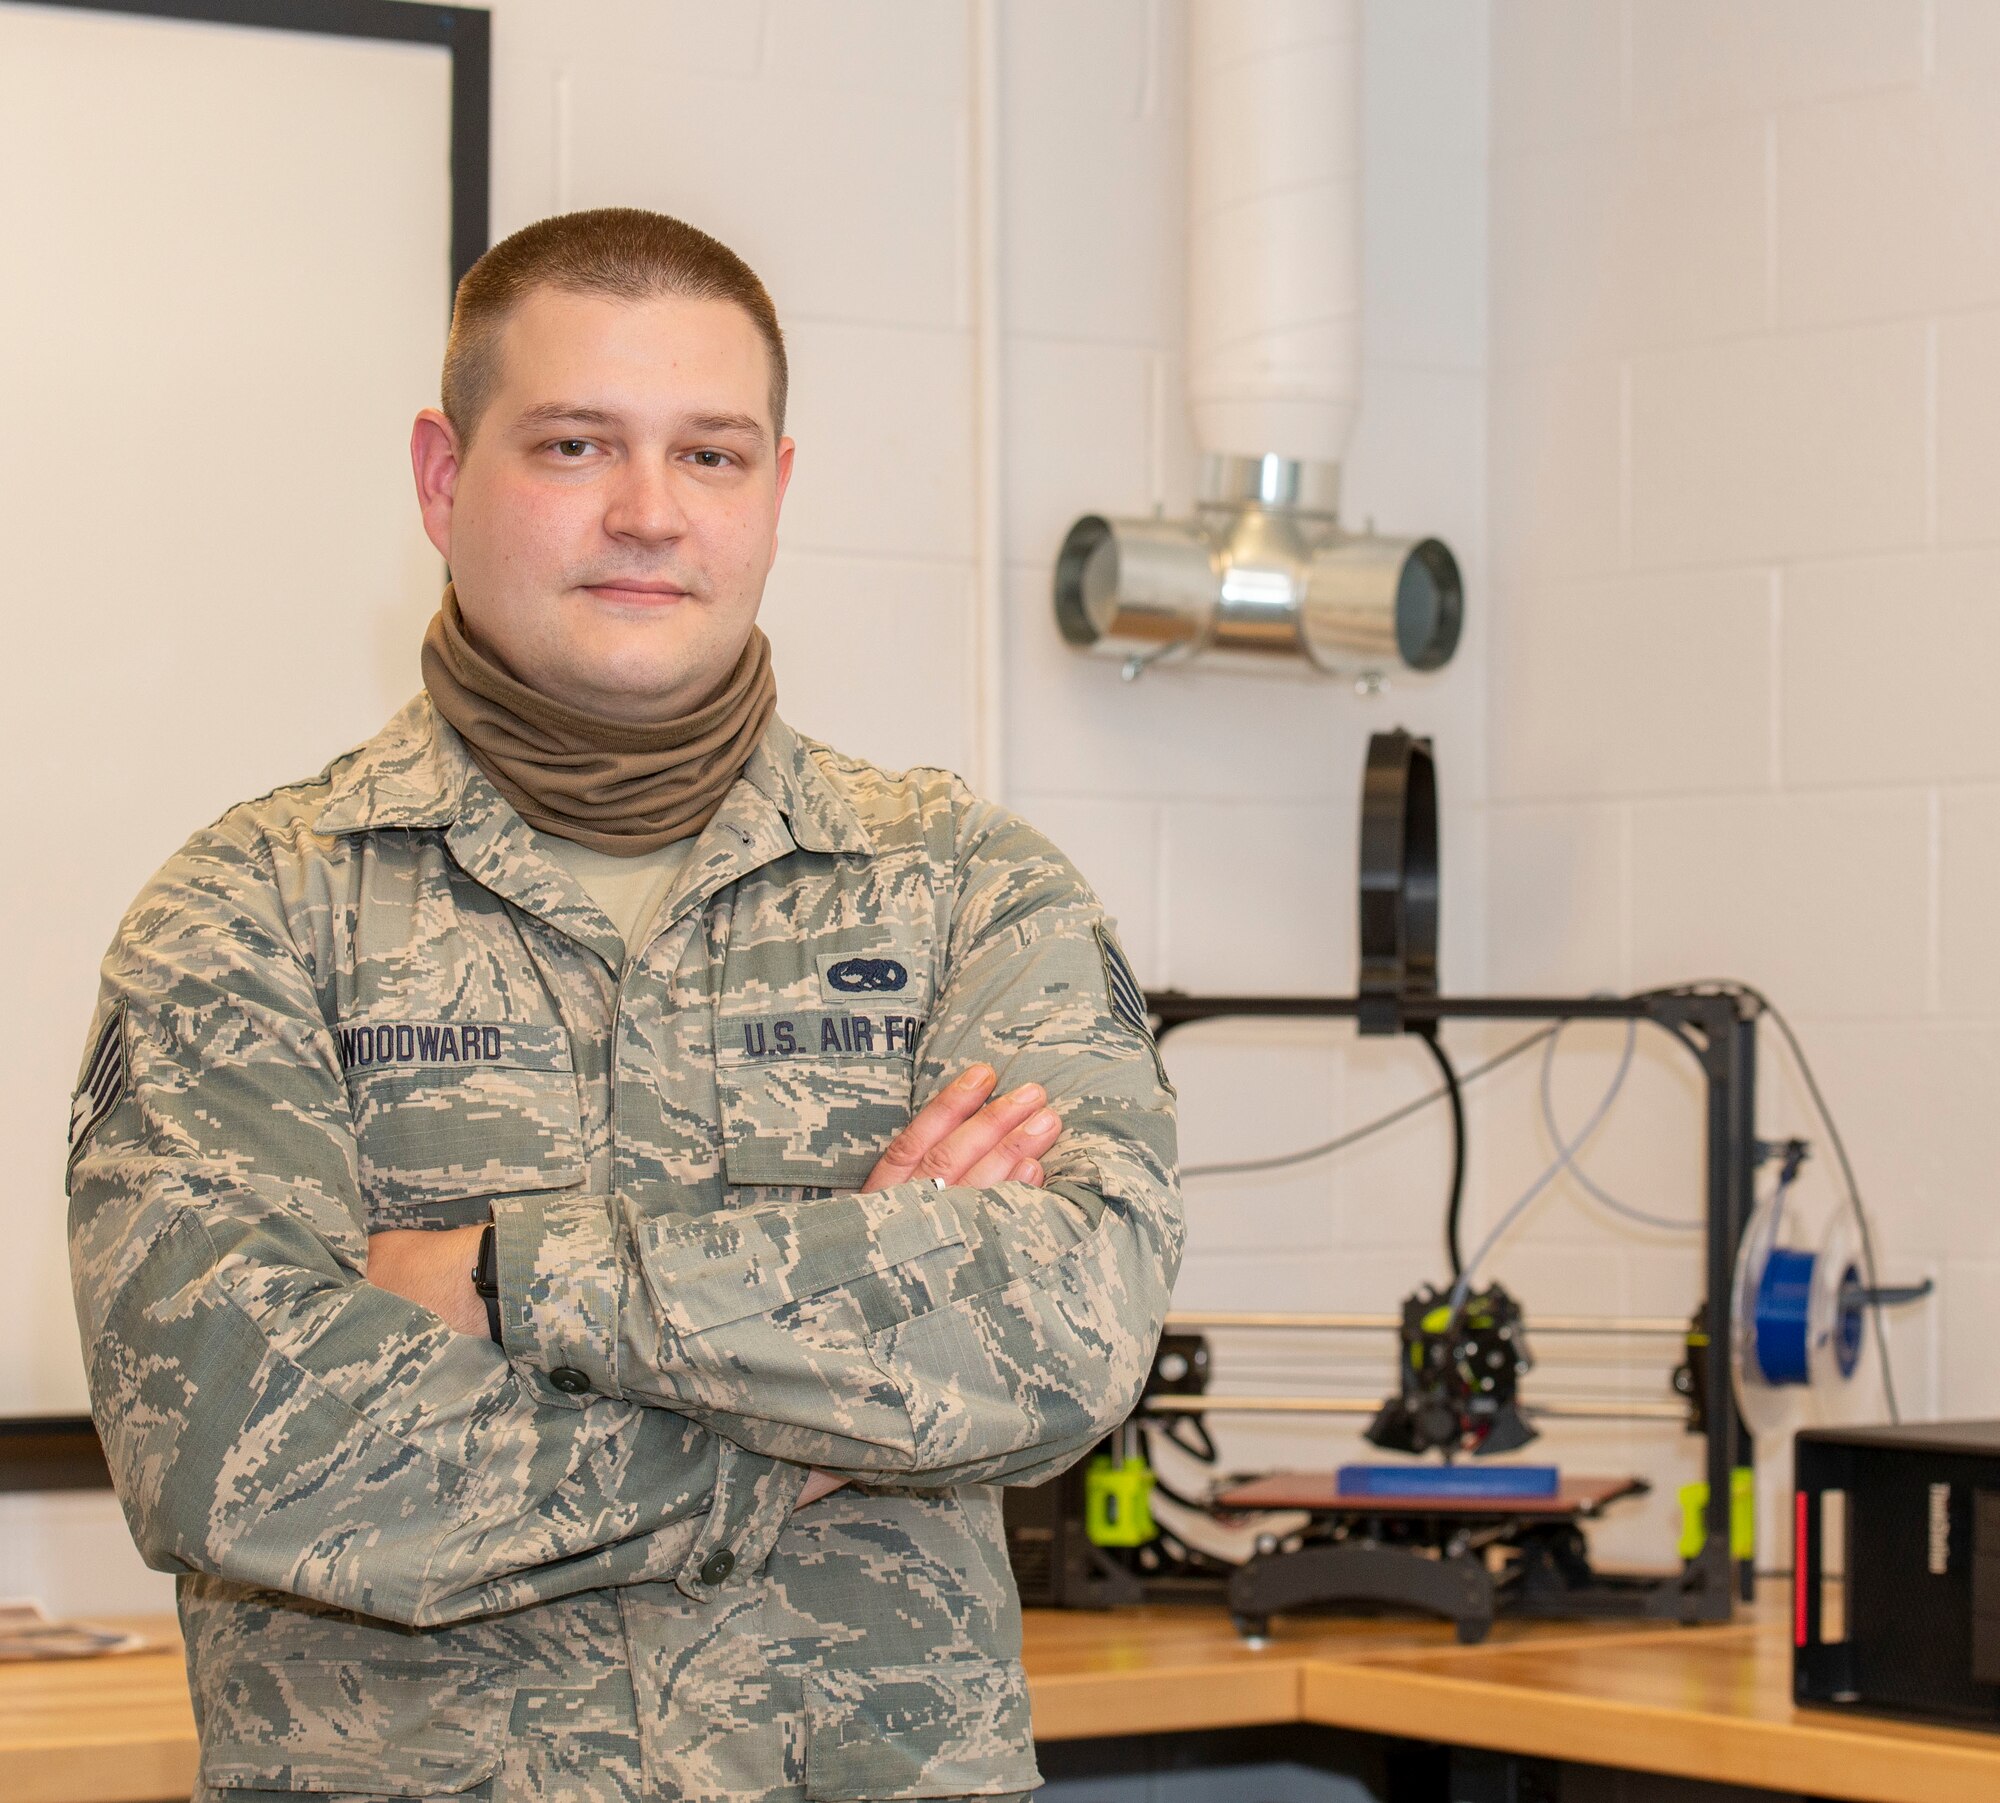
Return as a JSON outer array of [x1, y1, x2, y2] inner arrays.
[[412, 286, 793, 720]]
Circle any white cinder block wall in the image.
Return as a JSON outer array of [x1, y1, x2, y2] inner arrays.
[[1485, 0, 2000, 1566]]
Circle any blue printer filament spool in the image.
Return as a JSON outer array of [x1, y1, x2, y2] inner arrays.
[[1752, 1248, 1864, 1386], [1734, 1198, 1867, 1432]]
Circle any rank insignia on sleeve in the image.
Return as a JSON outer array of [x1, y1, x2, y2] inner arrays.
[[1094, 922, 1171, 1090], [1094, 922, 1152, 1041], [69, 1002, 128, 1165]]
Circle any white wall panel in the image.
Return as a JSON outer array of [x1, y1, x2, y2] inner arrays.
[[1002, 339, 1158, 565], [1491, 568, 1774, 801], [1935, 308, 2000, 545], [1362, 0, 1488, 372], [1489, 0, 1625, 154], [1161, 800, 1354, 995], [1777, 87, 2000, 328], [1489, 0, 2000, 1569], [764, 0, 969, 96], [1000, 0, 1160, 122], [1002, 111, 1180, 347], [1489, 361, 1627, 583], [0, 2, 451, 1420], [1784, 550, 2000, 786], [1484, 804, 1627, 992], [563, 67, 967, 334], [1626, 0, 1925, 128], [1628, 323, 1929, 568], [1492, 124, 1767, 370], [1787, 1021, 2000, 1263], [1628, 791, 1930, 1018], [778, 322, 976, 559], [1937, 787, 2000, 1014], [755, 553, 974, 779]]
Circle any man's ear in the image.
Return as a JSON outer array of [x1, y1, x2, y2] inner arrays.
[[773, 435, 796, 511], [767, 435, 796, 570], [410, 410, 463, 562]]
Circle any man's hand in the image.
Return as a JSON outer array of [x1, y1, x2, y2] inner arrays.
[[366, 1222, 489, 1337], [861, 1063, 1060, 1193]]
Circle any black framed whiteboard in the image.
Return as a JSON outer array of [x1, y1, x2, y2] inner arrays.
[[0, 0, 489, 1453]]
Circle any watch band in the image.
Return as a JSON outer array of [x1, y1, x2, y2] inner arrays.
[[471, 1220, 503, 1343]]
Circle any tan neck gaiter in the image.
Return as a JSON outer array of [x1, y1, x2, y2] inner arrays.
[[421, 587, 778, 856]]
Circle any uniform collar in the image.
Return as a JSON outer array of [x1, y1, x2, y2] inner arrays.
[[314, 693, 877, 857], [737, 712, 876, 856], [312, 694, 463, 836]]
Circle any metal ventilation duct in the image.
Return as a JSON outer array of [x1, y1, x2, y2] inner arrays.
[[1053, 0, 1463, 685]]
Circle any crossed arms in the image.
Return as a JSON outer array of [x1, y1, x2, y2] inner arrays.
[[67, 801, 1182, 1627], [365, 1069, 1066, 1509]]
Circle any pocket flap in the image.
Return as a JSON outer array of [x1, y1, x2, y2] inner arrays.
[[715, 1052, 913, 1189], [803, 1659, 1039, 1800], [345, 1025, 585, 1219], [639, 1186, 963, 1335], [198, 1657, 503, 1795]]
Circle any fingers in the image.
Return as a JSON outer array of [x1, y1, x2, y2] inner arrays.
[[959, 1105, 1061, 1189], [861, 1067, 1064, 1195], [912, 1084, 1049, 1187], [795, 1469, 848, 1510], [863, 1064, 997, 1188]]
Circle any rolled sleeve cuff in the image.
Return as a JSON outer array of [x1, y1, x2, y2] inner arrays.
[[675, 1441, 809, 1601], [490, 1189, 623, 1404]]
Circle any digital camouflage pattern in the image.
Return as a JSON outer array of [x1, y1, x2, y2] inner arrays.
[[67, 698, 1183, 1802]]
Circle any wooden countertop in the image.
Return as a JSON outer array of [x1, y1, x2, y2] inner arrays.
[[12, 1595, 2000, 1803], [1026, 1590, 2000, 1803], [0, 1619, 194, 1803]]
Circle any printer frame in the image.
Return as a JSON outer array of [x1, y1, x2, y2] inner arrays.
[[1158, 984, 1761, 1626]]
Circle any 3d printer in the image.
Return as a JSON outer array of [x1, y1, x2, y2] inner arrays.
[[1005, 731, 1927, 1644]]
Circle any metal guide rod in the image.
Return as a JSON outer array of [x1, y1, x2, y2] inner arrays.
[[1165, 1310, 1688, 1336], [1140, 1395, 1688, 1423]]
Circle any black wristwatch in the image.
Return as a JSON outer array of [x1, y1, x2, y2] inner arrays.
[[470, 1220, 503, 1343]]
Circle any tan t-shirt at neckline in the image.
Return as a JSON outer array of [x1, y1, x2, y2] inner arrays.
[[536, 829, 699, 965]]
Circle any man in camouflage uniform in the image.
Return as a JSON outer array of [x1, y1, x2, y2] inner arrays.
[[67, 209, 1179, 1801]]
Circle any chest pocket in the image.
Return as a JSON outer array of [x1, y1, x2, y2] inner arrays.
[[341, 1019, 585, 1228], [714, 1008, 917, 1191]]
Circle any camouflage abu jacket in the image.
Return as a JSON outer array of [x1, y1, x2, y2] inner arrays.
[[66, 697, 1182, 1803]]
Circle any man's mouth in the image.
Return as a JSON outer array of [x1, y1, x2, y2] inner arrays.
[[580, 579, 693, 603]]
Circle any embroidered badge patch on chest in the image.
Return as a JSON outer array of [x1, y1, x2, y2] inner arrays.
[[815, 949, 920, 1005], [825, 955, 908, 994], [69, 1002, 128, 1160]]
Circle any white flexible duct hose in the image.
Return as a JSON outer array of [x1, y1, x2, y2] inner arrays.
[[1187, 0, 1363, 468]]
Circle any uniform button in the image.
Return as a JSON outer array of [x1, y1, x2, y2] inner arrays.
[[699, 1548, 736, 1585], [549, 1366, 592, 1395]]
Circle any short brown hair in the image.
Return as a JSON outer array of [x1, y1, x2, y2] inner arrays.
[[441, 207, 788, 446]]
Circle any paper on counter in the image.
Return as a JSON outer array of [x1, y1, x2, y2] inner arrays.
[[0, 1598, 147, 1661]]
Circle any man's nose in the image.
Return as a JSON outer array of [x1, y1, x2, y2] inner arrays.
[[603, 458, 688, 543]]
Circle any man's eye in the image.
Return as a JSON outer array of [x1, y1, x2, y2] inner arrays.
[[690, 449, 731, 469], [553, 439, 592, 458]]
